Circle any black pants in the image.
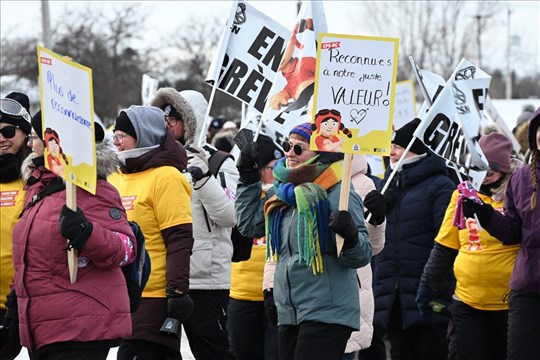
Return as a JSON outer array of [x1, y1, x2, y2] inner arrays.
[[33, 344, 110, 360], [278, 321, 353, 360], [183, 289, 235, 360], [386, 298, 448, 360], [227, 298, 278, 360], [449, 299, 507, 360], [507, 290, 540, 359], [117, 339, 181, 360], [0, 308, 23, 360]]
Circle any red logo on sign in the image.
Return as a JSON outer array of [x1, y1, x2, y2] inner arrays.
[[322, 41, 341, 50], [40, 57, 52, 65]]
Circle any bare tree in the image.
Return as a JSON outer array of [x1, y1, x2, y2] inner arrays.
[[358, 1, 501, 83]]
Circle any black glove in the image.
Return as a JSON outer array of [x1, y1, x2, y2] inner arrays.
[[4, 290, 19, 339], [415, 283, 437, 317], [329, 210, 359, 251], [236, 141, 260, 184], [59, 205, 93, 251], [364, 190, 386, 225], [462, 198, 494, 224], [166, 288, 194, 323], [263, 289, 277, 325]]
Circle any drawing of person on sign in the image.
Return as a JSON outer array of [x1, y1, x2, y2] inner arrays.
[[45, 128, 69, 177], [268, 18, 316, 111], [312, 108, 352, 152]]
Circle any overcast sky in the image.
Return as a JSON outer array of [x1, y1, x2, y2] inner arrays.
[[1, 0, 539, 76]]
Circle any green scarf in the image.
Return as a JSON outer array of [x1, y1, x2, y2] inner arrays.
[[264, 158, 342, 274]]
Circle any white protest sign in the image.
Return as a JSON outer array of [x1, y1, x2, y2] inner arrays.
[[310, 33, 399, 155], [393, 80, 417, 130], [142, 74, 159, 106], [37, 46, 96, 194], [206, 1, 290, 114]]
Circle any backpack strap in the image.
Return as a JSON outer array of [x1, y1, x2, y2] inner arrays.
[[19, 177, 65, 218], [206, 147, 233, 189]]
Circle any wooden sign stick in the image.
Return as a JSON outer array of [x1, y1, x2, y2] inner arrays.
[[65, 182, 78, 284], [336, 153, 353, 256]]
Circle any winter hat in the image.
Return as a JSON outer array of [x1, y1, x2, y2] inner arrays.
[[31, 110, 44, 142], [117, 105, 166, 149], [289, 122, 313, 143], [529, 107, 540, 151], [478, 132, 512, 174], [114, 111, 137, 139], [256, 133, 284, 169], [392, 118, 427, 155], [209, 117, 225, 130], [0, 92, 32, 134]]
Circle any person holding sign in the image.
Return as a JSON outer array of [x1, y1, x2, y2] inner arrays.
[[371, 118, 455, 360], [109, 106, 194, 360], [10, 110, 136, 359], [418, 132, 520, 360], [235, 123, 372, 360], [462, 107, 540, 359], [0, 92, 32, 360]]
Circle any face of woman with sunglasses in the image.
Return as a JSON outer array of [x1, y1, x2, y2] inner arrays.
[[284, 135, 317, 168], [0, 123, 27, 155]]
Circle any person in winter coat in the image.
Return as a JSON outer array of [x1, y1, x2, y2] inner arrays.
[[463, 107, 540, 359], [236, 122, 373, 360], [418, 132, 520, 360], [110, 105, 194, 360], [343, 154, 386, 359], [8, 109, 136, 359], [371, 118, 455, 360], [0, 92, 32, 360], [228, 134, 283, 360], [151, 88, 239, 359]]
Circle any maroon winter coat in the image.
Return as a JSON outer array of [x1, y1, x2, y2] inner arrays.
[[12, 166, 135, 351]]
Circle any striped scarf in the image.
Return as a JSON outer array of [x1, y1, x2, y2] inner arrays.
[[264, 158, 342, 274]]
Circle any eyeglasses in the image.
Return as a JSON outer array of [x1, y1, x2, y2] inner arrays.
[[0, 125, 20, 139], [0, 98, 31, 123], [165, 116, 180, 127], [316, 109, 341, 117], [282, 141, 308, 156], [113, 133, 130, 141], [26, 134, 40, 143]]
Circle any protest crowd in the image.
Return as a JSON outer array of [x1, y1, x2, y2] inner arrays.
[[1, 2, 540, 360]]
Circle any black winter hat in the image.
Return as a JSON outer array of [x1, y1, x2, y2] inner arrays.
[[529, 107, 540, 151], [1, 92, 32, 134], [31, 110, 44, 142], [114, 111, 137, 139], [392, 118, 427, 155], [256, 133, 284, 169]]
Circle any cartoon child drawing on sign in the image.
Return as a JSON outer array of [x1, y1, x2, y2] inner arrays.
[[312, 109, 352, 152], [45, 128, 69, 177], [269, 18, 316, 111]]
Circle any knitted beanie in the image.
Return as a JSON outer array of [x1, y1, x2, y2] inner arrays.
[[257, 133, 284, 168], [392, 118, 427, 155], [114, 111, 137, 139], [289, 122, 313, 143], [1, 92, 32, 134], [478, 132, 512, 174]]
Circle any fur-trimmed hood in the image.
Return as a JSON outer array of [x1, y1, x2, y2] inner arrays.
[[150, 87, 200, 145], [21, 139, 120, 184]]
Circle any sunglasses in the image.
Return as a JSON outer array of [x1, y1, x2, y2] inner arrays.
[[0, 98, 31, 123], [0, 125, 20, 139], [282, 141, 308, 156], [317, 109, 341, 117]]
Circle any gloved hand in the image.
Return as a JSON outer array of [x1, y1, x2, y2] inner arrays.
[[236, 141, 260, 184], [4, 290, 19, 338], [59, 205, 93, 251], [416, 283, 437, 317], [462, 198, 494, 224], [185, 145, 211, 184], [364, 190, 386, 226], [329, 210, 359, 251], [263, 289, 277, 325], [166, 288, 194, 323]]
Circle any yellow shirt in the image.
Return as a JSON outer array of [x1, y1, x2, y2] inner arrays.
[[0, 179, 25, 309], [230, 239, 266, 301], [109, 166, 192, 298], [436, 190, 519, 310]]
